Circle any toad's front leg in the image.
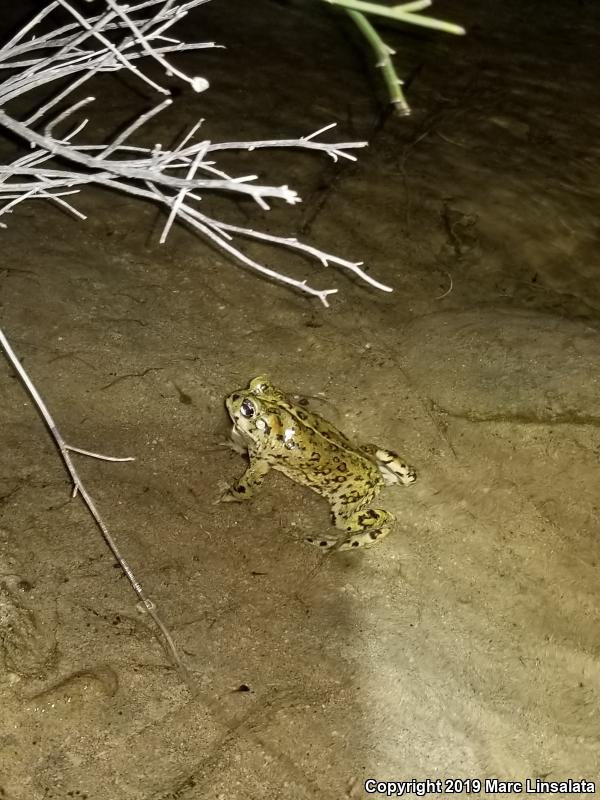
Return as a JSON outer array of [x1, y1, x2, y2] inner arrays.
[[220, 455, 271, 502]]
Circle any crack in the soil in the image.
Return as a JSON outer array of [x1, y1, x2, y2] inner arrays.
[[100, 356, 202, 390], [443, 408, 600, 428]]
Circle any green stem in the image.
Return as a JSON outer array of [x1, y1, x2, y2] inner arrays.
[[324, 0, 467, 36], [346, 9, 410, 114]]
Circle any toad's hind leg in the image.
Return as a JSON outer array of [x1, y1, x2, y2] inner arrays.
[[305, 507, 394, 551], [334, 507, 394, 550]]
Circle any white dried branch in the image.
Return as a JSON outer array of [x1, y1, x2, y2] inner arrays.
[[0, 0, 214, 109], [0, 0, 388, 305], [0, 117, 373, 300], [2, 110, 357, 206], [44, 96, 94, 139], [65, 444, 136, 463]]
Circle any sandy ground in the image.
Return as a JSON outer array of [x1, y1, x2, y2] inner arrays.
[[1, 0, 599, 798]]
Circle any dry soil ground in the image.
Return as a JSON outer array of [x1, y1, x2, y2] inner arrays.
[[1, 0, 599, 798]]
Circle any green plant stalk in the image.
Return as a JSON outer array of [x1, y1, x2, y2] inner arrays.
[[324, 0, 467, 36], [393, 1, 435, 11], [346, 9, 410, 115]]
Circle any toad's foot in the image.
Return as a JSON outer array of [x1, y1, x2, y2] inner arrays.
[[306, 507, 394, 551], [305, 524, 392, 552], [213, 480, 239, 504], [362, 444, 417, 487], [218, 457, 271, 503]]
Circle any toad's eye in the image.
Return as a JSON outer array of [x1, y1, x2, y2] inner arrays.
[[240, 398, 256, 418]]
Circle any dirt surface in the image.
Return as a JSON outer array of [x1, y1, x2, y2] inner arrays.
[[1, 1, 599, 798]]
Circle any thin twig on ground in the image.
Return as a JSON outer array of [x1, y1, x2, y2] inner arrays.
[[0, 327, 194, 690]]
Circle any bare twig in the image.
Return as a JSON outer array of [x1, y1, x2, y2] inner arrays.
[[434, 271, 453, 300], [0, 327, 193, 689]]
